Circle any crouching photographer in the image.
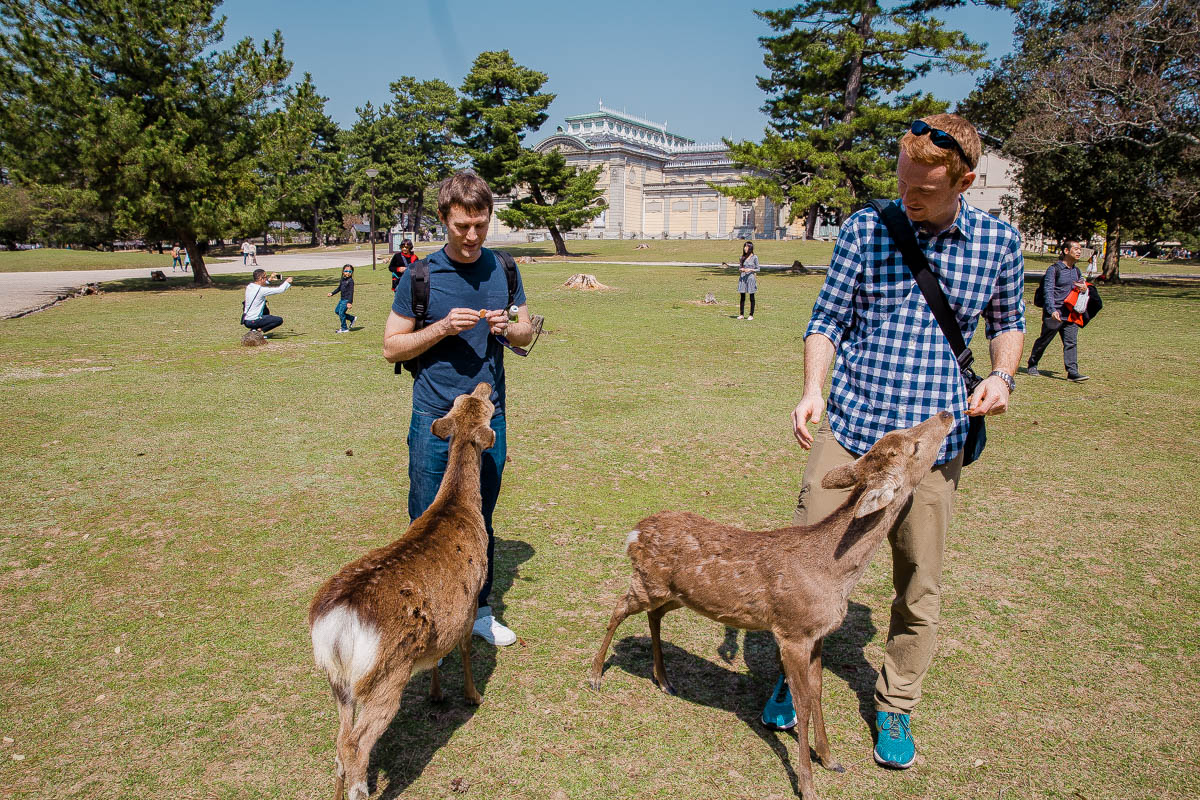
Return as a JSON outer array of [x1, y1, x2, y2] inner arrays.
[[242, 269, 292, 335]]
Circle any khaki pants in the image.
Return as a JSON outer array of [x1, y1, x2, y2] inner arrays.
[[794, 420, 963, 714]]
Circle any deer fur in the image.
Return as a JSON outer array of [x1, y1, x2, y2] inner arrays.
[[309, 382, 496, 800], [590, 411, 955, 799]]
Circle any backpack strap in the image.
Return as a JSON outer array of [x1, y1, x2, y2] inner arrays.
[[495, 250, 519, 309], [395, 258, 431, 376]]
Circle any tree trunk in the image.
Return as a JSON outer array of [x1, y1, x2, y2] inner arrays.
[[841, 11, 875, 123], [1101, 206, 1122, 282], [805, 206, 819, 239], [549, 225, 569, 256], [311, 207, 320, 246], [182, 233, 213, 285]]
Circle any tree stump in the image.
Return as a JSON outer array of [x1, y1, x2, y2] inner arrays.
[[634, 243, 650, 250], [241, 329, 267, 347], [563, 273, 608, 290], [703, 292, 717, 304], [790, 260, 811, 274]]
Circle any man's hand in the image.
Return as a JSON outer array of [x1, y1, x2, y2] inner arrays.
[[439, 307, 484, 336], [483, 309, 509, 336], [791, 392, 826, 449], [347, 302, 353, 310], [1051, 309, 1062, 322], [967, 375, 1010, 417]]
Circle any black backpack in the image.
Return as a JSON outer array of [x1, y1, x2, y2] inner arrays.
[[396, 250, 520, 376]]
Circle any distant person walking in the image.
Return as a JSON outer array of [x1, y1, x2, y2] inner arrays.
[[171, 244, 183, 271], [249, 242, 258, 267], [242, 269, 292, 336], [329, 264, 358, 333], [389, 239, 418, 292], [737, 241, 759, 320], [241, 240, 252, 266], [182, 248, 190, 272], [1028, 240, 1090, 382]]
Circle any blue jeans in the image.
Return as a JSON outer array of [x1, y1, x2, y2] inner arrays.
[[407, 409, 506, 608], [335, 299, 351, 330], [244, 314, 282, 333]]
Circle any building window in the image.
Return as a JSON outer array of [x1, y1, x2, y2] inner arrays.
[[594, 209, 606, 228], [646, 201, 662, 213], [740, 204, 754, 226], [700, 198, 718, 212], [672, 199, 691, 212]]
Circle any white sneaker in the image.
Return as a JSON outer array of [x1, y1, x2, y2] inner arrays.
[[747, 315, 754, 321], [472, 606, 517, 646], [736, 314, 745, 320]]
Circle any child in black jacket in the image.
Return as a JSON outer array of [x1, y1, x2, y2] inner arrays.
[[329, 264, 357, 333]]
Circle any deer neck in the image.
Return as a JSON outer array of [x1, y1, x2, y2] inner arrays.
[[809, 492, 908, 591], [428, 436, 483, 512]]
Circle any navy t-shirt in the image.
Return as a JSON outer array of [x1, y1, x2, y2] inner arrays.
[[392, 247, 526, 416]]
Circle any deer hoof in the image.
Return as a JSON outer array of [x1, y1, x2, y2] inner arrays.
[[651, 676, 677, 696], [465, 690, 483, 706], [824, 761, 846, 774]]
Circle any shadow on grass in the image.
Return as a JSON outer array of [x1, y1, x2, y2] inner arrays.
[[602, 602, 877, 796], [367, 535, 535, 800], [698, 265, 826, 279], [101, 272, 343, 294]]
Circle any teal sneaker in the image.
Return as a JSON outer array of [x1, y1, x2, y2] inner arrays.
[[760, 674, 797, 730], [873, 711, 916, 769]]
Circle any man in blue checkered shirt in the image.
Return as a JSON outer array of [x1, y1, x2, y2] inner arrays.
[[758, 114, 1025, 771]]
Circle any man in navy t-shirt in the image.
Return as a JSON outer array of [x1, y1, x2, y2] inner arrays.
[[383, 171, 535, 647]]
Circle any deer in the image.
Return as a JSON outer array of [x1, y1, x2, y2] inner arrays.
[[590, 411, 955, 800], [309, 382, 497, 800]]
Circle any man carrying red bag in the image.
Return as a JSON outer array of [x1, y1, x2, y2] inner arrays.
[[1028, 240, 1091, 382]]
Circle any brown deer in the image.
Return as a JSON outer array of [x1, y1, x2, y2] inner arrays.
[[309, 382, 496, 800], [590, 411, 954, 799]]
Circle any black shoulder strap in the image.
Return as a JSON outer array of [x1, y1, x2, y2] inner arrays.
[[394, 258, 431, 376], [409, 257, 431, 327], [869, 199, 971, 367], [495, 250, 518, 308]]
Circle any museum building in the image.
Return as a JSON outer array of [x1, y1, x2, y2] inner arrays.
[[486, 104, 1022, 243]]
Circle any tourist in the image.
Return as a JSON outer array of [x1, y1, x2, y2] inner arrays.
[[241, 239, 252, 265], [1027, 240, 1090, 382], [171, 244, 182, 271], [383, 171, 536, 647], [737, 241, 759, 320], [328, 264, 357, 333], [765, 114, 1025, 771], [389, 239, 418, 292], [241, 269, 292, 335]]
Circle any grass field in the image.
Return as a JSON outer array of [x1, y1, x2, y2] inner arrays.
[[1, 262, 1198, 800]]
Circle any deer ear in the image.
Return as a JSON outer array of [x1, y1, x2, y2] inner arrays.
[[431, 417, 452, 441], [475, 426, 496, 451], [821, 462, 859, 489], [853, 471, 903, 518]]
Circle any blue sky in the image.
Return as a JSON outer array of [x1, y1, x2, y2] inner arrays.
[[218, 0, 1016, 145]]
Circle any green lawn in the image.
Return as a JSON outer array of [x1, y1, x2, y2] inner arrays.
[[1, 262, 1197, 799], [0, 248, 183, 272], [496, 237, 836, 265]]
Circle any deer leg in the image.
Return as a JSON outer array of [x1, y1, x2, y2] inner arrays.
[[808, 639, 843, 773], [647, 601, 683, 696], [429, 664, 443, 702], [460, 630, 482, 705], [590, 585, 653, 689], [332, 687, 355, 800], [343, 670, 409, 800], [779, 637, 819, 800]]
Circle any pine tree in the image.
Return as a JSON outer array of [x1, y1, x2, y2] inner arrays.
[[0, 0, 291, 283], [456, 51, 606, 256], [257, 73, 344, 247], [715, 0, 1001, 237], [343, 78, 460, 243]]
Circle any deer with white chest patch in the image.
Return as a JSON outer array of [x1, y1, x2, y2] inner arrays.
[[309, 383, 496, 800], [590, 411, 955, 799]]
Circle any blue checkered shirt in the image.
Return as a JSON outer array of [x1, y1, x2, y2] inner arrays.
[[806, 198, 1026, 464]]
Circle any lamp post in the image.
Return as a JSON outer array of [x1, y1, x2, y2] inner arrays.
[[365, 168, 379, 269]]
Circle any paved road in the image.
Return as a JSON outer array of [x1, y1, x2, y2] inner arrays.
[[0, 249, 386, 318]]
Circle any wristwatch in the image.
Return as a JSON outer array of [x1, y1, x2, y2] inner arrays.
[[989, 370, 1016, 393]]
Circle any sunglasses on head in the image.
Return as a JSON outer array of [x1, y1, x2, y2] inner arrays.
[[910, 120, 973, 170]]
